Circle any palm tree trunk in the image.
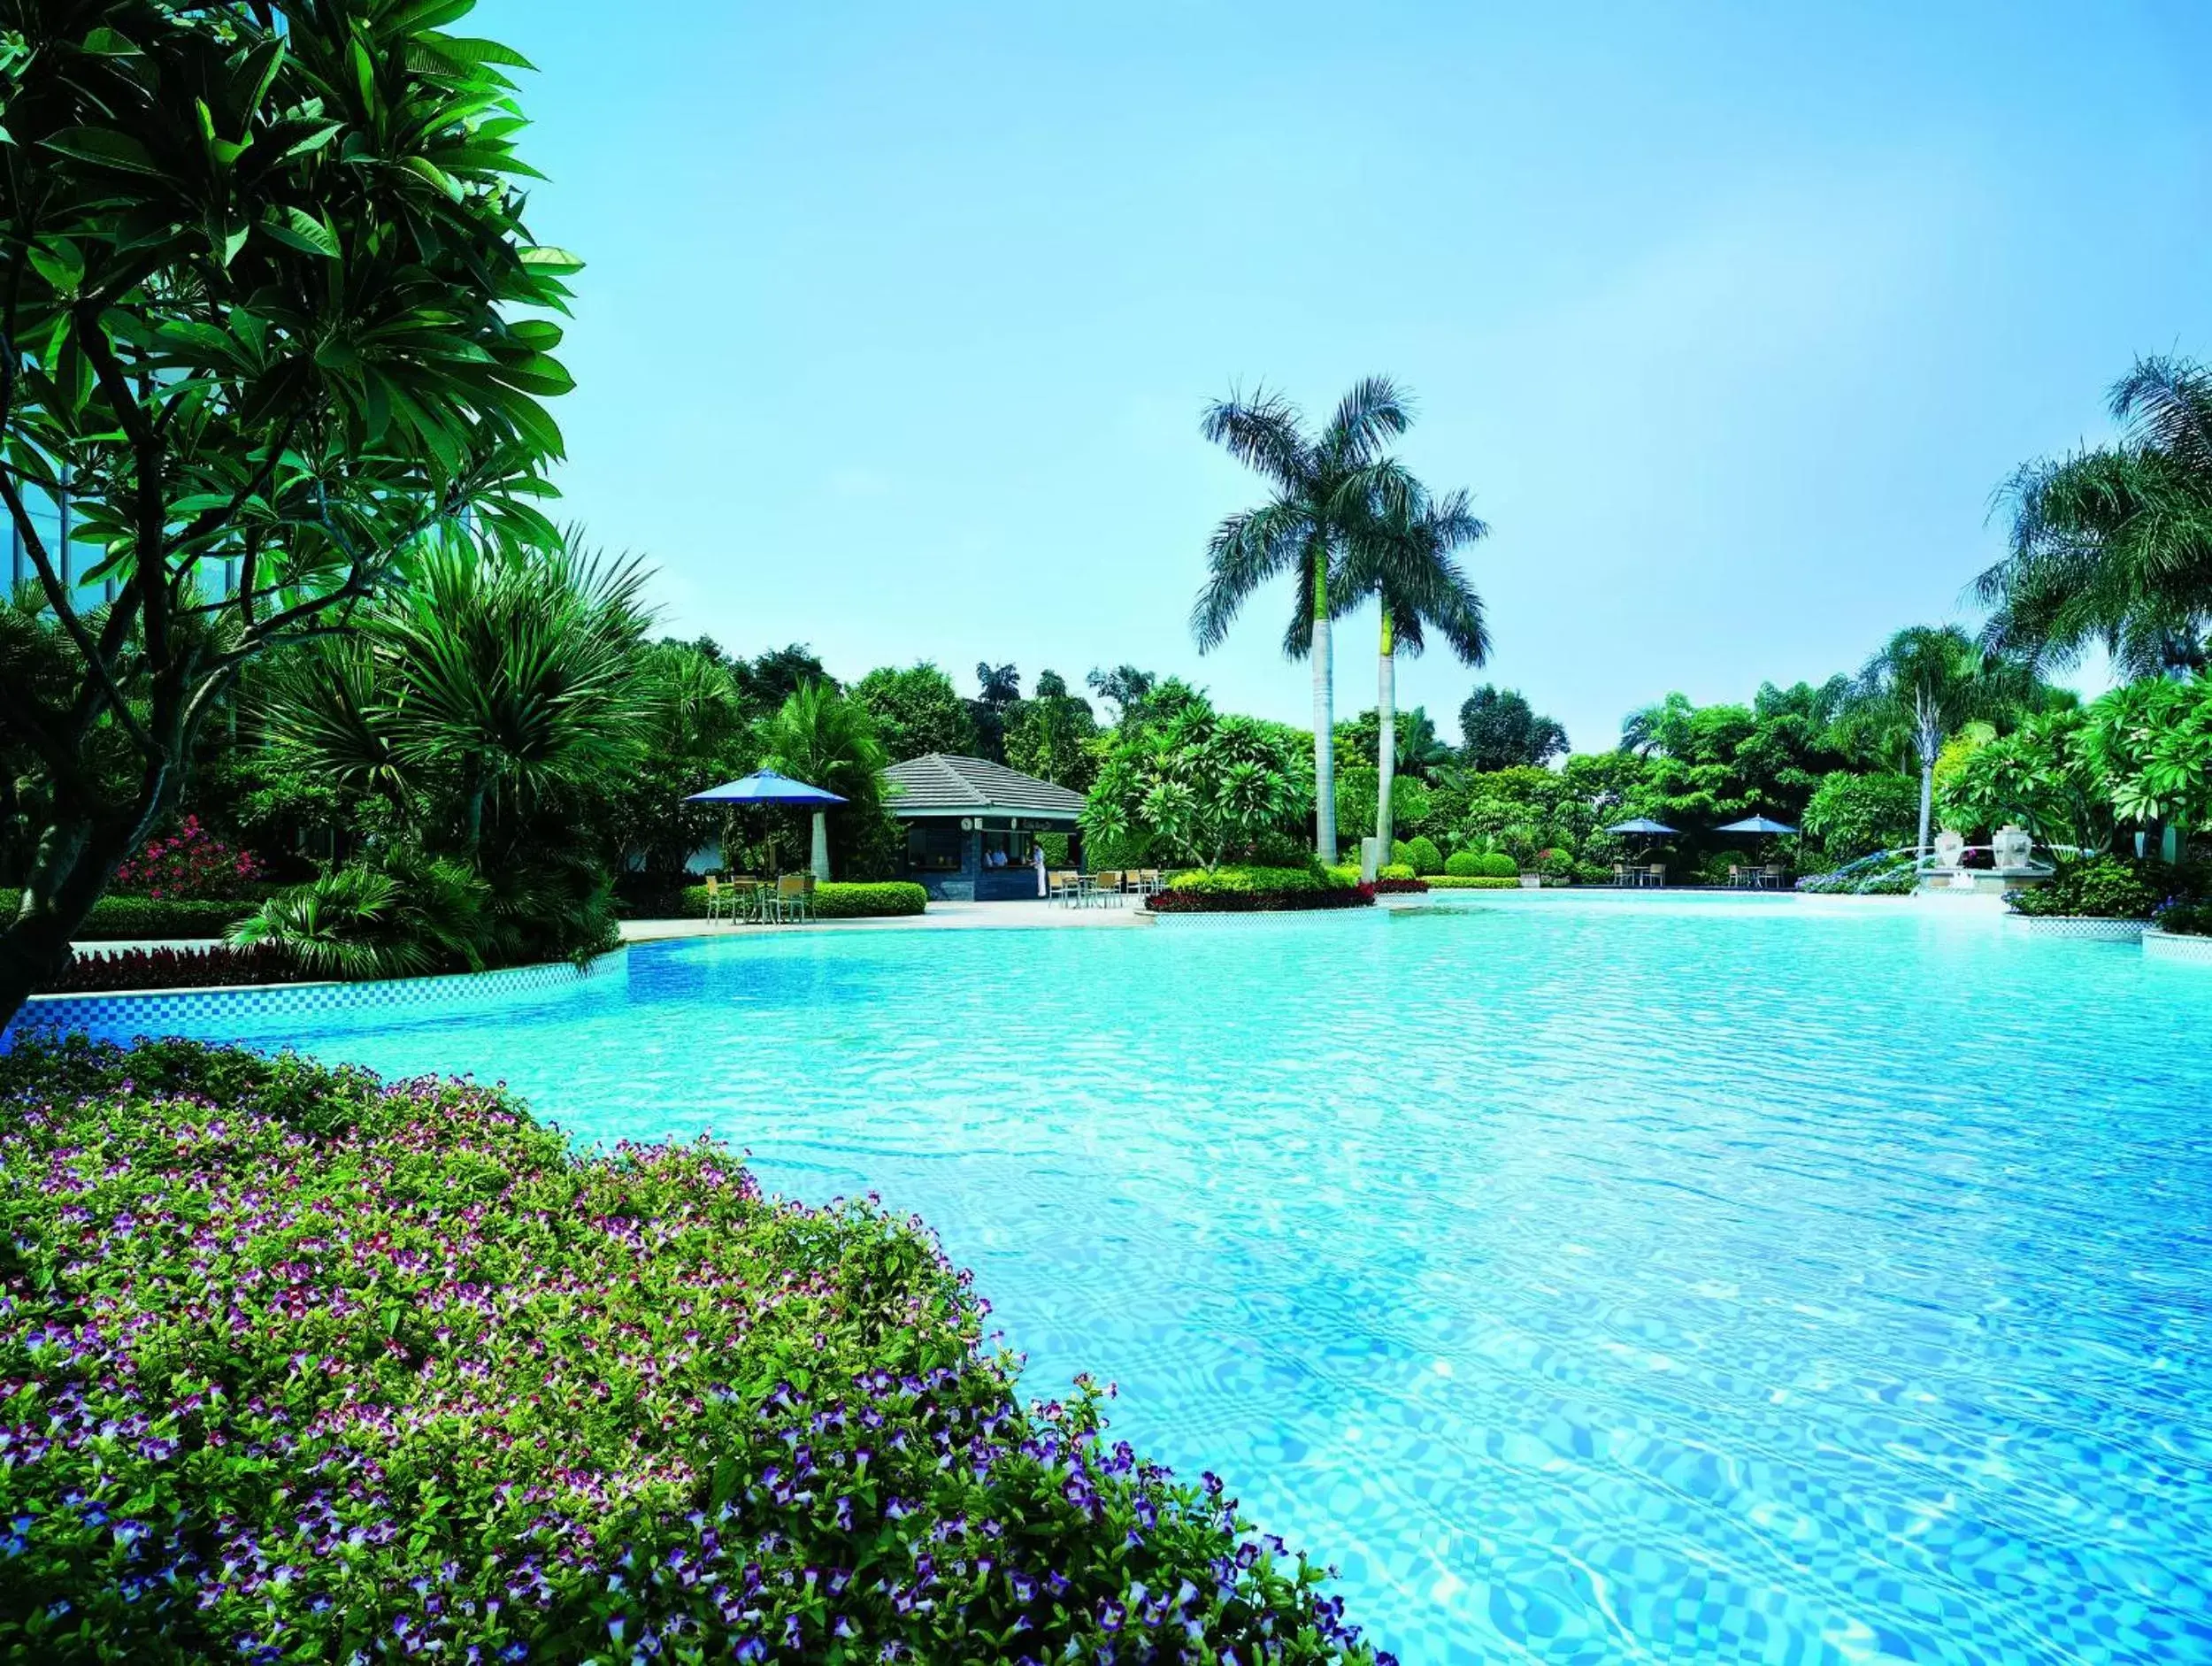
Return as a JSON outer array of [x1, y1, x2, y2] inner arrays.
[[810, 810, 831, 882], [1375, 610, 1396, 857], [1310, 545, 1336, 862], [1917, 755, 1935, 855]]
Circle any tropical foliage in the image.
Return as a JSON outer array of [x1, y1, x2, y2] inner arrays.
[[1982, 357, 2212, 678], [0, 0, 575, 1029], [1082, 690, 1313, 871], [1463, 687, 1568, 771], [851, 663, 979, 763]]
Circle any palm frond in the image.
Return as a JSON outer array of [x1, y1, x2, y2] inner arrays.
[[1319, 376, 1412, 469], [1199, 388, 1311, 493], [1191, 500, 1311, 653]]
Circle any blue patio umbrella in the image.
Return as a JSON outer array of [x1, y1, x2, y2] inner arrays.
[[1604, 818, 1678, 836], [685, 771, 848, 880], [1715, 815, 1797, 836]]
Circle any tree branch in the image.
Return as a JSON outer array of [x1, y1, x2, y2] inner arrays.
[[0, 471, 155, 754]]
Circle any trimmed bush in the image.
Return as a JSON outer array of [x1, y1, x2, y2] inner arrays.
[[0, 891, 258, 940], [1444, 850, 1519, 879], [45, 944, 312, 994], [1156, 865, 1372, 911], [2155, 898, 2212, 936], [679, 881, 927, 919], [0, 1038, 1383, 1664], [2008, 857, 2173, 920], [1402, 836, 1443, 877], [1425, 875, 1522, 890]]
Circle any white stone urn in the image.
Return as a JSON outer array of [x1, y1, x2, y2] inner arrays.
[[1992, 825, 2033, 871]]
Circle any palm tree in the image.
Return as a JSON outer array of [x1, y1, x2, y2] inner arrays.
[[1192, 378, 1415, 860], [267, 530, 653, 856], [758, 680, 889, 879], [1847, 626, 2038, 856], [1339, 489, 1490, 853], [1980, 356, 2212, 678]]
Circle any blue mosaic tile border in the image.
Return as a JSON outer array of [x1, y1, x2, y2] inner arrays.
[[3, 950, 629, 1050]]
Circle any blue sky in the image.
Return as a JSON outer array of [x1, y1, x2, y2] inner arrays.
[[474, 0, 2210, 753]]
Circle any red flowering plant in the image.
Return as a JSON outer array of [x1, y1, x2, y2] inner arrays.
[[109, 817, 265, 903]]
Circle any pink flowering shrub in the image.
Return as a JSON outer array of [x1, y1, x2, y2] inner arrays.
[[110, 817, 265, 902], [0, 1038, 1386, 1665]]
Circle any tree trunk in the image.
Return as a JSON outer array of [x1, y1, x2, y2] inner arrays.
[[1916, 756, 1934, 856], [810, 810, 831, 882], [0, 793, 160, 1033], [1375, 610, 1396, 857], [1311, 545, 1336, 862]]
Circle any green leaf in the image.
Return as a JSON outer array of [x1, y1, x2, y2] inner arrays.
[[403, 156, 464, 202], [517, 246, 585, 278], [40, 127, 160, 175], [26, 238, 84, 296], [79, 27, 142, 57], [258, 207, 340, 258], [420, 35, 537, 72]]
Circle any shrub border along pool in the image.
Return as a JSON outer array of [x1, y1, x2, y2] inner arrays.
[[676, 881, 927, 920], [2, 950, 630, 1052]]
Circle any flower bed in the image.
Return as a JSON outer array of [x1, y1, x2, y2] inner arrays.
[[677, 881, 927, 919], [1371, 878, 1429, 894], [0, 1038, 1383, 1664], [1150, 865, 1375, 913]]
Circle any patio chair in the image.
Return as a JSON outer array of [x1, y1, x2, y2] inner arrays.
[[1726, 864, 1745, 889], [774, 873, 810, 923], [1089, 871, 1124, 907], [703, 874, 728, 921], [1761, 863, 1787, 889], [1646, 863, 1666, 888], [1613, 862, 1631, 887], [1048, 870, 1080, 905]]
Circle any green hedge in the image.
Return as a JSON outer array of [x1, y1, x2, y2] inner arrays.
[[679, 881, 927, 919], [0, 1037, 1379, 1663], [1444, 851, 1518, 879], [1166, 864, 1353, 896], [1403, 836, 1443, 876], [1425, 874, 1524, 890], [2008, 857, 2170, 920], [1377, 863, 1417, 881], [0, 890, 256, 940]]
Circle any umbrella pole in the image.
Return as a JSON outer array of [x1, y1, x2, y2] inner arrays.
[[810, 810, 830, 882]]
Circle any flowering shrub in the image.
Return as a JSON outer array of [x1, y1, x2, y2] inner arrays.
[[2154, 897, 2212, 936], [0, 1039, 1386, 1664], [110, 816, 265, 902], [43, 944, 312, 994]]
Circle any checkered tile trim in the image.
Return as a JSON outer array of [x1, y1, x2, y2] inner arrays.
[[3, 950, 628, 1049], [2143, 928, 2212, 963], [2003, 916, 2146, 941]]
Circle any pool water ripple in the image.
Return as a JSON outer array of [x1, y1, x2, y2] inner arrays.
[[189, 894, 2211, 1664]]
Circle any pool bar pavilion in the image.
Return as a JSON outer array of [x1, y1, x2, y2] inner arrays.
[[881, 754, 1086, 902]]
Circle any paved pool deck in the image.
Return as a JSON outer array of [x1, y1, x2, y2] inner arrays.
[[618, 899, 1153, 941]]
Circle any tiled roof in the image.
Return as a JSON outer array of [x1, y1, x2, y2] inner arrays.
[[880, 754, 1086, 820]]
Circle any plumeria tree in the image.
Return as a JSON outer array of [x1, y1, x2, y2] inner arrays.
[[1081, 695, 1311, 871], [0, 0, 576, 1025]]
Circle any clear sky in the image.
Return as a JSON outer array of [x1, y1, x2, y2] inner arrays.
[[472, 0, 2210, 753]]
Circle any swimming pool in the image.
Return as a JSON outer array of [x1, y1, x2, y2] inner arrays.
[[173, 894, 2212, 1663]]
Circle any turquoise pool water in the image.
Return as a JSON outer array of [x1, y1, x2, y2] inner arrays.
[[189, 894, 2210, 1663]]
